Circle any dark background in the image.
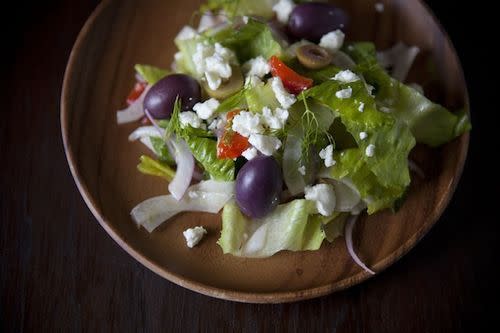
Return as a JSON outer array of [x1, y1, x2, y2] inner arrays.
[[1, 1, 497, 332]]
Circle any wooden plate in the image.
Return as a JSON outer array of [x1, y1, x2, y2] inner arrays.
[[61, 0, 469, 303]]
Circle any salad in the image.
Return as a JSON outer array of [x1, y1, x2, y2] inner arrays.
[[116, 0, 470, 273]]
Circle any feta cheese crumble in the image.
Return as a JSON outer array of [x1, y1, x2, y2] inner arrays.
[[231, 111, 264, 137], [298, 165, 306, 176], [208, 115, 226, 132], [332, 70, 360, 83], [375, 2, 385, 13], [365, 144, 376, 157], [261, 107, 289, 130], [242, 56, 271, 78], [335, 87, 352, 99], [248, 134, 282, 156], [305, 184, 336, 216], [179, 111, 204, 129], [176, 25, 197, 40], [358, 101, 365, 112], [242, 147, 258, 160], [319, 144, 336, 167], [270, 77, 297, 109], [272, 0, 295, 24], [359, 132, 368, 140], [193, 98, 220, 120], [319, 30, 345, 53], [183, 226, 207, 248], [192, 42, 235, 90]]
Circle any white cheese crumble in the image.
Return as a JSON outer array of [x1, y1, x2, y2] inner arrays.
[[366, 84, 375, 96], [375, 2, 385, 13], [179, 111, 205, 129], [242, 147, 258, 160], [208, 115, 226, 132], [193, 98, 220, 120], [305, 184, 336, 216], [183, 226, 207, 248], [365, 144, 376, 157], [192, 42, 235, 90], [335, 87, 352, 99], [272, 0, 295, 24], [332, 70, 360, 83], [359, 132, 368, 140], [358, 101, 365, 112], [231, 111, 264, 137], [319, 144, 336, 167], [248, 134, 282, 156], [242, 56, 271, 78], [319, 30, 345, 53], [261, 106, 289, 130], [298, 165, 306, 176], [270, 77, 297, 109]]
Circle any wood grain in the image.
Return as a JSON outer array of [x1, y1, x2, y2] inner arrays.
[[2, 0, 496, 331], [60, 0, 469, 303]]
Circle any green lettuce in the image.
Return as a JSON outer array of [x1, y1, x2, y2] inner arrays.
[[184, 136, 235, 181], [302, 79, 415, 213], [211, 19, 283, 63], [149, 136, 175, 164], [201, 0, 278, 19], [215, 88, 248, 114], [245, 79, 281, 112], [174, 36, 202, 78], [218, 200, 326, 257], [134, 64, 169, 84], [345, 42, 471, 147], [137, 155, 175, 181]]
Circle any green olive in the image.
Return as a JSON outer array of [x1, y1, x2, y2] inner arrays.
[[296, 44, 333, 70], [202, 65, 244, 99]]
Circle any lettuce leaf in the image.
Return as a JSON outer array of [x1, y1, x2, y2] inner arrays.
[[201, 0, 278, 19], [137, 155, 175, 181], [302, 79, 415, 213], [211, 19, 283, 62], [215, 87, 248, 114], [134, 64, 169, 84], [183, 136, 235, 181], [345, 42, 471, 147], [174, 36, 202, 78], [149, 136, 175, 164], [218, 200, 326, 257], [245, 79, 281, 112]]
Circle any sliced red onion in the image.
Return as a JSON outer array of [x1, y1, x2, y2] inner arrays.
[[345, 215, 375, 275], [167, 138, 194, 200], [408, 159, 425, 179], [116, 85, 150, 124], [135, 72, 146, 83], [128, 126, 160, 142]]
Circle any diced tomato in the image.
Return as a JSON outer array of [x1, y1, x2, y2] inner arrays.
[[126, 81, 147, 105], [217, 109, 249, 159], [269, 55, 313, 95]]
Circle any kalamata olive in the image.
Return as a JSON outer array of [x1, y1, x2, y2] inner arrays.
[[143, 74, 201, 119], [201, 66, 244, 100], [296, 44, 333, 69], [235, 156, 283, 218], [288, 3, 349, 42]]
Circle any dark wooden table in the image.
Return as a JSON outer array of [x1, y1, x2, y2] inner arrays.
[[2, 1, 496, 332]]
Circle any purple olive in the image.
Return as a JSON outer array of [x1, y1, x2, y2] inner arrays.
[[143, 74, 201, 119], [288, 2, 349, 42], [235, 156, 283, 218]]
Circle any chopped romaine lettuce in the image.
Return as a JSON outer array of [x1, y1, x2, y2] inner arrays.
[[201, 0, 278, 19], [215, 87, 248, 114], [149, 136, 175, 164], [218, 200, 326, 257], [345, 42, 471, 147], [211, 19, 283, 63], [137, 155, 175, 181], [245, 79, 281, 112], [174, 36, 202, 78], [184, 136, 235, 181], [303, 79, 415, 213], [134, 64, 169, 84]]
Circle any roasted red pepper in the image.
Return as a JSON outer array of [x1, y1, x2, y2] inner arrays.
[[269, 55, 313, 94], [126, 81, 147, 105], [217, 110, 250, 159]]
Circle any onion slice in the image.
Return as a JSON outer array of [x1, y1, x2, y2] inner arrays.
[[116, 85, 150, 124], [408, 159, 425, 179], [345, 215, 376, 275], [131, 180, 234, 232], [167, 138, 194, 200]]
